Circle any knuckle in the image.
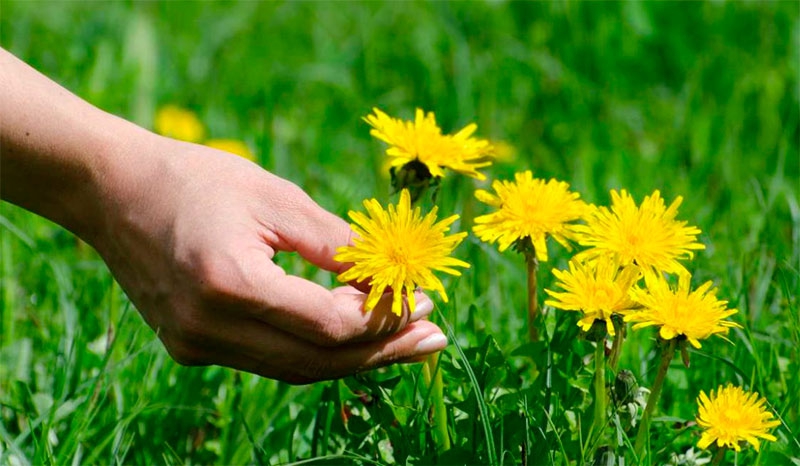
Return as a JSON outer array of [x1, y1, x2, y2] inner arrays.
[[164, 338, 207, 366], [375, 345, 402, 366], [279, 179, 311, 203], [312, 311, 349, 347], [269, 178, 312, 213], [172, 307, 210, 343], [189, 250, 244, 302]]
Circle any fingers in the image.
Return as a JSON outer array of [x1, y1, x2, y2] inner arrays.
[[262, 177, 354, 274], [219, 319, 447, 384], [242, 174, 441, 347], [293, 205, 354, 275], [244, 263, 434, 346], [163, 283, 445, 383]]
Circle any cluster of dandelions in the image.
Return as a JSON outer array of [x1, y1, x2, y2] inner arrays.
[[474, 169, 780, 461], [330, 108, 780, 461], [154, 105, 255, 161], [332, 108, 496, 318], [333, 108, 496, 452]]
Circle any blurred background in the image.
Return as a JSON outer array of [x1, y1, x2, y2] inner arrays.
[[1, 1, 798, 464], [4, 2, 797, 212]]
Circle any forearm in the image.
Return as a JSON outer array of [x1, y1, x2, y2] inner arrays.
[[0, 48, 152, 244], [0, 49, 448, 382]]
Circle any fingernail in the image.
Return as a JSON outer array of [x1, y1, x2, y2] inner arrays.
[[415, 333, 448, 354], [410, 294, 434, 321]]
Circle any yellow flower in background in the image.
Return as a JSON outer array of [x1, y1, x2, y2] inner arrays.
[[573, 190, 705, 275], [334, 189, 470, 316], [545, 256, 640, 336], [154, 107, 254, 161], [205, 139, 255, 162], [364, 108, 493, 180], [625, 272, 740, 348], [472, 171, 588, 261], [488, 140, 517, 163], [696, 384, 780, 452], [154, 105, 205, 142]]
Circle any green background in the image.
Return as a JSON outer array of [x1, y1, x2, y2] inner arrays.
[[1, 1, 798, 464]]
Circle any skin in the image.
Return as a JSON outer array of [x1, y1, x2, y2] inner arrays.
[[0, 48, 447, 384]]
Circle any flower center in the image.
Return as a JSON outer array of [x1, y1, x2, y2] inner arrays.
[[595, 287, 612, 303], [626, 231, 642, 249], [589, 284, 619, 312], [388, 244, 410, 267], [723, 408, 742, 424]]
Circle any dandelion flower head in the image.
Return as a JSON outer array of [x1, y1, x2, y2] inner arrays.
[[154, 105, 205, 143], [625, 272, 740, 348], [573, 190, 705, 275], [334, 189, 470, 316], [488, 140, 517, 163], [206, 139, 255, 162], [364, 108, 493, 180], [696, 384, 780, 452], [545, 256, 640, 336], [472, 171, 588, 261]]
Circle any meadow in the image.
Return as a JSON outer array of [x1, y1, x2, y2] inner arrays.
[[1, 1, 798, 465]]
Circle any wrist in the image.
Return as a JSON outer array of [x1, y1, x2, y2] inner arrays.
[[0, 48, 167, 248], [73, 115, 161, 247], [78, 118, 176, 255]]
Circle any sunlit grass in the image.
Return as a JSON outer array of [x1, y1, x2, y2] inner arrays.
[[1, 1, 798, 464]]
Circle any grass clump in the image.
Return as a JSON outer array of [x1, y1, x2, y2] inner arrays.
[[1, 1, 798, 464]]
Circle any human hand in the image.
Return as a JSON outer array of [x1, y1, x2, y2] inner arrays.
[[0, 48, 446, 383], [88, 133, 447, 383]]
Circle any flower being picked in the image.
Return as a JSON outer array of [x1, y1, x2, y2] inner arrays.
[[696, 384, 780, 452], [473, 171, 587, 261], [334, 189, 469, 316], [545, 256, 640, 336], [154, 105, 205, 143], [573, 190, 705, 275], [625, 272, 740, 348], [364, 108, 493, 180]]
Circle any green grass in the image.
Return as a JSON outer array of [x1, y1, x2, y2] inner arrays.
[[1, 1, 798, 464]]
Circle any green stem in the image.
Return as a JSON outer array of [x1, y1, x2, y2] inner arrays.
[[407, 171, 448, 452], [710, 446, 727, 466], [526, 253, 539, 342], [633, 339, 677, 460], [608, 319, 625, 372], [591, 340, 608, 447], [424, 352, 450, 452]]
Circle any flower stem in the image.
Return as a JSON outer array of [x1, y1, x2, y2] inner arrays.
[[633, 339, 677, 460], [591, 340, 608, 448], [710, 446, 728, 466], [526, 253, 539, 342], [424, 352, 451, 452], [608, 320, 625, 372], [405, 175, 448, 451]]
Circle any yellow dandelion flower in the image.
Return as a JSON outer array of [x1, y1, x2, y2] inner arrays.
[[334, 189, 470, 316], [205, 139, 255, 162], [545, 256, 640, 336], [625, 272, 740, 348], [154, 105, 205, 143], [573, 190, 705, 275], [696, 384, 780, 452], [489, 140, 517, 163], [364, 108, 493, 180], [472, 171, 588, 261]]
